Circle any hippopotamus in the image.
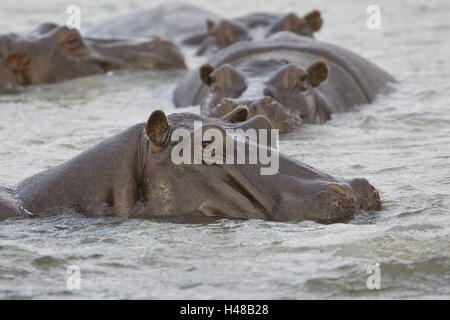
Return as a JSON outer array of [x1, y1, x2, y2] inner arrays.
[[192, 9, 322, 56], [88, 2, 323, 56], [0, 23, 186, 94], [173, 32, 395, 133], [0, 108, 381, 223]]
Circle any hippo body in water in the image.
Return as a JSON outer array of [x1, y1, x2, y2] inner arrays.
[[0, 3, 322, 94], [0, 109, 381, 223], [0, 23, 186, 94], [174, 32, 395, 132], [88, 2, 323, 56]]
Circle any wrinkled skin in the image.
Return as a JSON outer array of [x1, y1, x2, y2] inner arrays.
[[0, 108, 381, 223], [0, 23, 186, 93], [174, 32, 395, 132], [89, 2, 323, 56]]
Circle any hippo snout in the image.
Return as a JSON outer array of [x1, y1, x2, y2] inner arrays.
[[324, 178, 381, 219], [273, 185, 355, 222], [246, 97, 303, 133], [272, 178, 381, 223], [349, 178, 382, 211]]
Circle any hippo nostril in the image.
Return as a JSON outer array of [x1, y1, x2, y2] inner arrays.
[[350, 178, 382, 211], [327, 184, 351, 198]]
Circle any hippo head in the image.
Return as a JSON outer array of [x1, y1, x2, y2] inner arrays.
[[133, 108, 381, 222], [0, 23, 186, 93], [198, 58, 331, 133], [188, 10, 322, 56]]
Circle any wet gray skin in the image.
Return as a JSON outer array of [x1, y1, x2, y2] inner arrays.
[[0, 108, 381, 223], [88, 2, 323, 56], [0, 23, 186, 93], [173, 32, 395, 133]]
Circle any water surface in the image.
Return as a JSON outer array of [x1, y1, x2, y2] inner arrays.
[[0, 0, 449, 299]]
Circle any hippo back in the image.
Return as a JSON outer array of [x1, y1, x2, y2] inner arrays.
[[87, 2, 219, 41], [174, 32, 394, 108]]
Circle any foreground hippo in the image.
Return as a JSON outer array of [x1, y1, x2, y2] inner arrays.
[[0, 23, 186, 94], [0, 108, 381, 223], [88, 2, 323, 56], [174, 32, 395, 133]]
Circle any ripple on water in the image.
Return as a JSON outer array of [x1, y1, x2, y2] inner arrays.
[[31, 255, 67, 271], [0, 0, 449, 299]]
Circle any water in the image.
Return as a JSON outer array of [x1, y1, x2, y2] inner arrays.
[[0, 0, 449, 299]]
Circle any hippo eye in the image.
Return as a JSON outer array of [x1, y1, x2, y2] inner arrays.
[[65, 35, 82, 49], [66, 35, 79, 43], [61, 32, 85, 55]]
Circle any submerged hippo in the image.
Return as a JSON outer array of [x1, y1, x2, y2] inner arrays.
[[0, 108, 381, 223], [191, 9, 322, 56], [88, 2, 323, 56], [0, 23, 186, 94], [174, 32, 395, 133]]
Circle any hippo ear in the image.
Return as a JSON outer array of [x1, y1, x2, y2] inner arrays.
[[304, 10, 323, 32], [275, 13, 305, 33], [307, 58, 329, 87], [221, 105, 248, 123], [146, 110, 172, 148], [199, 64, 215, 86]]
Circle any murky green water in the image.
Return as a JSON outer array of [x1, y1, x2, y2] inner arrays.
[[0, 0, 449, 299]]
